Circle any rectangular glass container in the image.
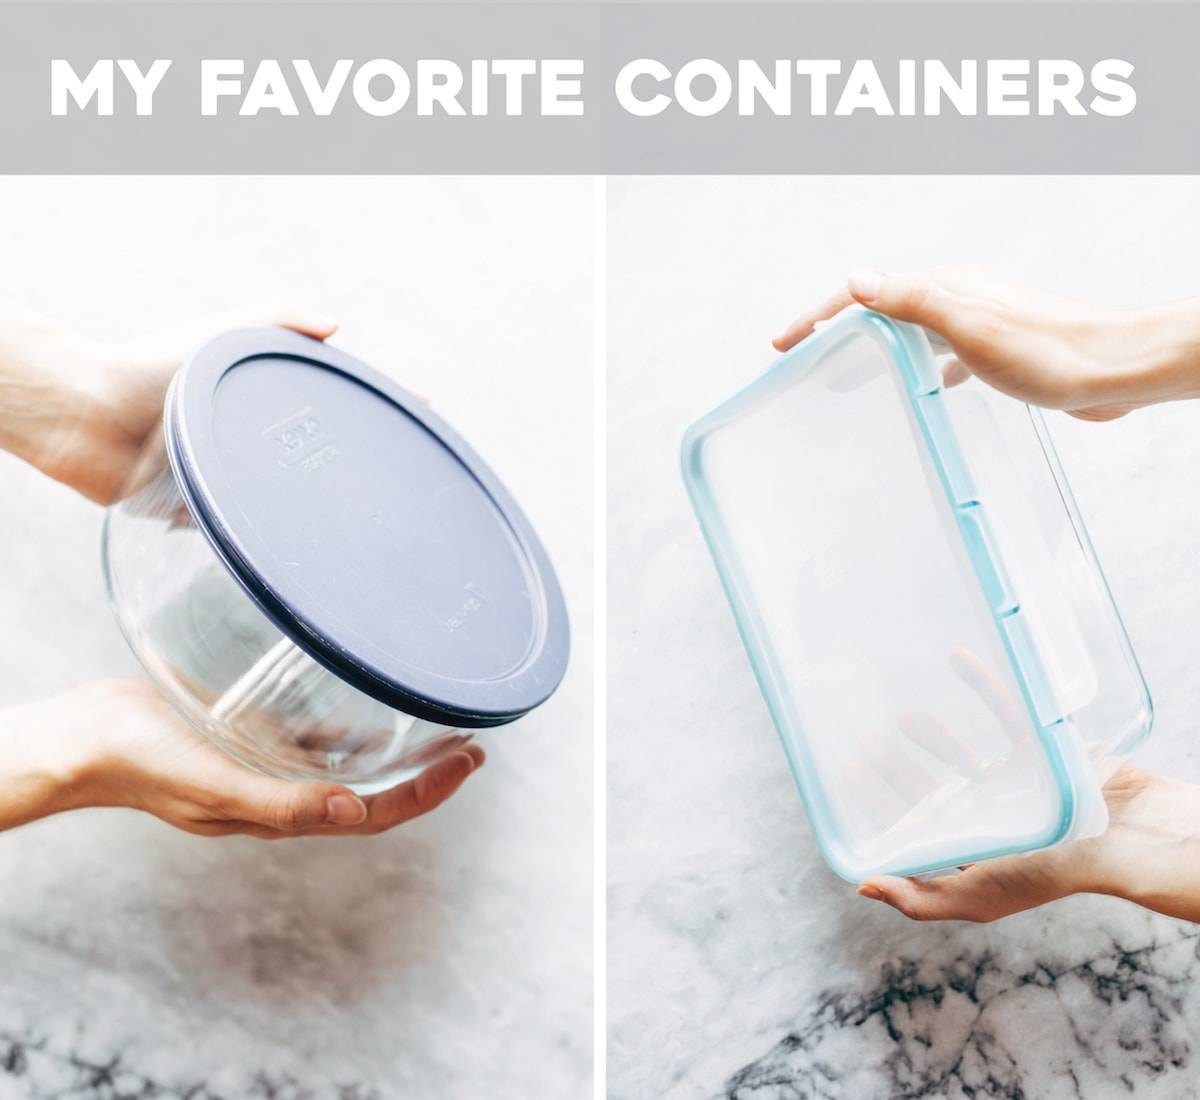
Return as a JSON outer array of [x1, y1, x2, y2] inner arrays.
[[682, 308, 1152, 881]]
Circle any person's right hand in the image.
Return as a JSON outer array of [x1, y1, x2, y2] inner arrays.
[[858, 763, 1200, 924], [1, 679, 485, 838], [773, 266, 1198, 421]]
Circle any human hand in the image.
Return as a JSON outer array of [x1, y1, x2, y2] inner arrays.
[[773, 266, 1200, 421], [0, 298, 337, 504], [858, 764, 1200, 924], [3, 679, 484, 839]]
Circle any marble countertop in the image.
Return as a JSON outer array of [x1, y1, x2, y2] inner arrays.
[[0, 178, 593, 1099], [607, 176, 1200, 1099]]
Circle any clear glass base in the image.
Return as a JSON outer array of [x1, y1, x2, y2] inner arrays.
[[102, 460, 470, 794]]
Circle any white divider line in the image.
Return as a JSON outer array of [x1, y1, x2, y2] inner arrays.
[[592, 171, 608, 1100]]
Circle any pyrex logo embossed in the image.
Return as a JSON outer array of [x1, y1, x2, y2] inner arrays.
[[445, 582, 489, 633], [265, 407, 339, 473]]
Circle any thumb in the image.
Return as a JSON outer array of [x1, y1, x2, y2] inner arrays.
[[858, 869, 1027, 924], [223, 772, 368, 832], [847, 269, 968, 344]]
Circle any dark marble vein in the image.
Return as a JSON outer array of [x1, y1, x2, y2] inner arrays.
[[0, 1028, 382, 1100], [720, 931, 1200, 1100]]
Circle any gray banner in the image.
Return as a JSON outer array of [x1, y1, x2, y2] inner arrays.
[[0, 1, 1195, 172]]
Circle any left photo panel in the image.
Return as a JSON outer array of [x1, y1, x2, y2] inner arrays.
[[0, 176, 594, 1097]]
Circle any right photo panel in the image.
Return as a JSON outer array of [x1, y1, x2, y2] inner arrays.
[[607, 177, 1200, 1099]]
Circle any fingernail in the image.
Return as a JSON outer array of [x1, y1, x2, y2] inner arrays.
[[848, 269, 885, 302], [326, 793, 367, 825], [858, 884, 885, 902]]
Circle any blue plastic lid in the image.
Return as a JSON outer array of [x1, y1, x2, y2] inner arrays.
[[163, 328, 569, 729]]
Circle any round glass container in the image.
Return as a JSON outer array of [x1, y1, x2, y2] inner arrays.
[[103, 330, 569, 794]]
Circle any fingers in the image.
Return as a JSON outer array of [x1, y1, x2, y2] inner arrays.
[[243, 745, 486, 839], [1068, 404, 1133, 423], [772, 287, 855, 352], [845, 269, 972, 343], [941, 356, 972, 388], [772, 266, 990, 354], [354, 747, 485, 833], [897, 710, 978, 777], [189, 742, 485, 839], [858, 844, 1076, 923], [217, 768, 368, 832], [857, 872, 1013, 923], [949, 645, 1027, 738], [866, 725, 939, 809]]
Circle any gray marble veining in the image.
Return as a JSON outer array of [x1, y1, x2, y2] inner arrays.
[[722, 922, 1200, 1098], [607, 176, 1200, 1100]]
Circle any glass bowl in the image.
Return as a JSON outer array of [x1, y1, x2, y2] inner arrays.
[[103, 329, 569, 794]]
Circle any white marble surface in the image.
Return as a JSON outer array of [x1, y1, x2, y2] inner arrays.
[[607, 177, 1200, 1098], [0, 178, 593, 1098]]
